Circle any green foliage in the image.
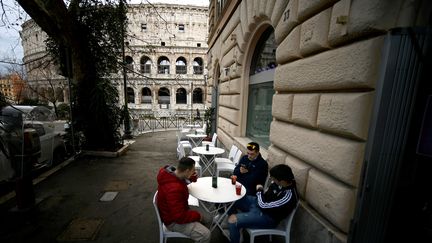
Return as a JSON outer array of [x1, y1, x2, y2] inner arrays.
[[44, 1, 128, 151], [46, 1, 126, 79], [204, 107, 215, 136], [56, 103, 70, 120], [78, 2, 127, 77], [79, 77, 122, 150]]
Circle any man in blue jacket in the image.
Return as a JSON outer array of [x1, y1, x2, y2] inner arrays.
[[228, 164, 299, 243], [233, 142, 268, 196]]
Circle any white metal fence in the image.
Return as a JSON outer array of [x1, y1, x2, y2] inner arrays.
[[126, 111, 204, 135]]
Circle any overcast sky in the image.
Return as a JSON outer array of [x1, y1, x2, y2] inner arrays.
[[0, 0, 209, 74]]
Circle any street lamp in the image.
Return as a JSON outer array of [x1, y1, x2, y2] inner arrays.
[[120, 2, 132, 139], [191, 82, 193, 122], [203, 68, 208, 107], [121, 42, 132, 139]]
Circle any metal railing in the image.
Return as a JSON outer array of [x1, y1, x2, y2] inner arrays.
[[126, 110, 204, 135]]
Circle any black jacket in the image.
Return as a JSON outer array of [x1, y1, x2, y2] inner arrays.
[[257, 182, 299, 223], [233, 153, 268, 195]]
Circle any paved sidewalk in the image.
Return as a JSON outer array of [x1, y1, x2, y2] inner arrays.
[[0, 130, 230, 243]]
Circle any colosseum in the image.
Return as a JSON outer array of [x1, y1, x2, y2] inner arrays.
[[20, 3, 209, 118]]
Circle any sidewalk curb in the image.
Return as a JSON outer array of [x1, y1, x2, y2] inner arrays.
[[81, 143, 130, 157]]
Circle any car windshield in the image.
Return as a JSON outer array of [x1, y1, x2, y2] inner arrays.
[[7, 106, 55, 121], [0, 106, 55, 127]]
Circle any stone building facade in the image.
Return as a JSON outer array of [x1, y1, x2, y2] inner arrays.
[[21, 19, 68, 105], [206, 0, 432, 242], [0, 74, 25, 104], [20, 3, 209, 116]]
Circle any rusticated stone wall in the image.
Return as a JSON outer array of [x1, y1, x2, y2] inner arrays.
[[207, 0, 431, 242]]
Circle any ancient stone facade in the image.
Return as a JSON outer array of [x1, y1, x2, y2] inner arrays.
[[20, 3, 209, 116], [21, 19, 68, 105], [207, 0, 431, 242]]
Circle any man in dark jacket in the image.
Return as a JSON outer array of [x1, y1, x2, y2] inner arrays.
[[157, 157, 210, 243], [233, 142, 268, 196], [227, 164, 299, 243]]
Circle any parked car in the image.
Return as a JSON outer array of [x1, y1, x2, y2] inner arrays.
[[0, 134, 14, 182], [0, 115, 41, 182], [0, 105, 67, 170]]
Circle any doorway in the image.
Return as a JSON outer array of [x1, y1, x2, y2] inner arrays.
[[349, 28, 432, 243]]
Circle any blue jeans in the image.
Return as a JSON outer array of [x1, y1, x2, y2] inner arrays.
[[227, 195, 256, 215], [228, 196, 276, 243]]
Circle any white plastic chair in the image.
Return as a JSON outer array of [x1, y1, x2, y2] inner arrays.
[[177, 143, 202, 176], [153, 191, 193, 243], [177, 131, 192, 155], [215, 144, 239, 164], [195, 123, 206, 134], [246, 203, 299, 243], [201, 133, 217, 147], [215, 149, 242, 177]]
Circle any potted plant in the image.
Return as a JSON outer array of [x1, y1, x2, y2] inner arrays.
[[203, 107, 215, 140]]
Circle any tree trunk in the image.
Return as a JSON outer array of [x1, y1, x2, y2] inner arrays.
[[17, 0, 119, 150]]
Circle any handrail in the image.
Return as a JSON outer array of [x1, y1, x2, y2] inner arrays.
[[125, 111, 204, 135]]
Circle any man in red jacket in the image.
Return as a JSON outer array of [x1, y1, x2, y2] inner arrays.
[[157, 157, 210, 243]]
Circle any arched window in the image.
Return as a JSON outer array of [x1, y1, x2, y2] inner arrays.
[[176, 88, 187, 104], [192, 88, 203, 104], [193, 57, 203, 74], [141, 87, 152, 104], [158, 87, 170, 104], [125, 56, 134, 72], [140, 56, 152, 74], [246, 27, 276, 148], [127, 87, 135, 104], [158, 57, 170, 74], [176, 57, 187, 74]]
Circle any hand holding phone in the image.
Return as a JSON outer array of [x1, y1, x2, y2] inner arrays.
[[240, 164, 249, 174]]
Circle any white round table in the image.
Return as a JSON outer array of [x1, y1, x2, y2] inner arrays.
[[192, 146, 224, 156], [188, 177, 246, 203], [186, 133, 207, 147], [192, 146, 225, 175], [185, 124, 201, 128], [188, 177, 246, 238]]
